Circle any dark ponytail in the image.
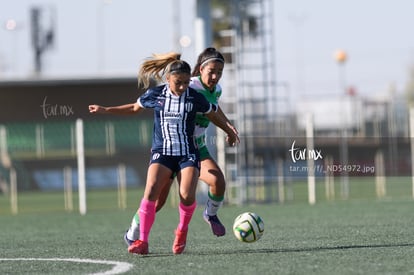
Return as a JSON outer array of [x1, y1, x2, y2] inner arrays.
[[191, 47, 225, 76]]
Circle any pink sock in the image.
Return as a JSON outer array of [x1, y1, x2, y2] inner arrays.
[[177, 201, 197, 232], [138, 199, 156, 242]]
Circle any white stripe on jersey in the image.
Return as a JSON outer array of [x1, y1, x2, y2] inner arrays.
[[161, 88, 191, 155]]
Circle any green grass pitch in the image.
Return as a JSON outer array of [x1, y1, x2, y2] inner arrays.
[[1, 183, 414, 274]]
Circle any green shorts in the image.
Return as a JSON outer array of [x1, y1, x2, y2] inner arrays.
[[198, 145, 211, 161]]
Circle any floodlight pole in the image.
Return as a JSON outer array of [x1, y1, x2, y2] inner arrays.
[[334, 50, 349, 199], [30, 6, 55, 75]]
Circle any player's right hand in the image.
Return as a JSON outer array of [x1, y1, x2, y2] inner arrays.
[[88, 104, 103, 114]]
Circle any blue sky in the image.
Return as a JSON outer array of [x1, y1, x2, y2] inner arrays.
[[0, 0, 193, 78], [275, 0, 414, 97], [1, 0, 413, 98]]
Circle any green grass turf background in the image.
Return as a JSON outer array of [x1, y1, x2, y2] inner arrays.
[[1, 178, 414, 274]]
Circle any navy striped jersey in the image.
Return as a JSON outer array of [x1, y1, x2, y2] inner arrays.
[[137, 84, 217, 156]]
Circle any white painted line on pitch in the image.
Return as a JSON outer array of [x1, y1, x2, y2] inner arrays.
[[0, 258, 133, 275]]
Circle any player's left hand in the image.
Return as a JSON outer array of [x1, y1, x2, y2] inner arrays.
[[226, 122, 240, 146]]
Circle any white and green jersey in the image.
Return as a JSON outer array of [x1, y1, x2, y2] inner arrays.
[[190, 76, 222, 149]]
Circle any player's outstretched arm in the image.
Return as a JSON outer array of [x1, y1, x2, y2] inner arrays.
[[216, 106, 238, 135], [206, 107, 240, 146], [88, 103, 142, 115]]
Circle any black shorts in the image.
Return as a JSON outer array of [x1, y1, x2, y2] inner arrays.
[[149, 152, 200, 176]]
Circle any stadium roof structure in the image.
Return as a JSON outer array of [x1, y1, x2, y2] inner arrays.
[[0, 76, 145, 122], [0, 76, 137, 88]]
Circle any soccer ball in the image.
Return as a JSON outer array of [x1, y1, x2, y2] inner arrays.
[[233, 212, 264, 243]]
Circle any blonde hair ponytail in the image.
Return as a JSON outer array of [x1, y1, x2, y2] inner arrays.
[[137, 52, 191, 89]]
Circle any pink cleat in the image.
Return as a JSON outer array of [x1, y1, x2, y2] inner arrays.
[[128, 240, 149, 255], [172, 229, 188, 254]]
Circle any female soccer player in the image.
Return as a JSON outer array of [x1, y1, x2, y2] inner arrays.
[[89, 52, 238, 255], [190, 47, 236, 236], [124, 48, 238, 244]]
